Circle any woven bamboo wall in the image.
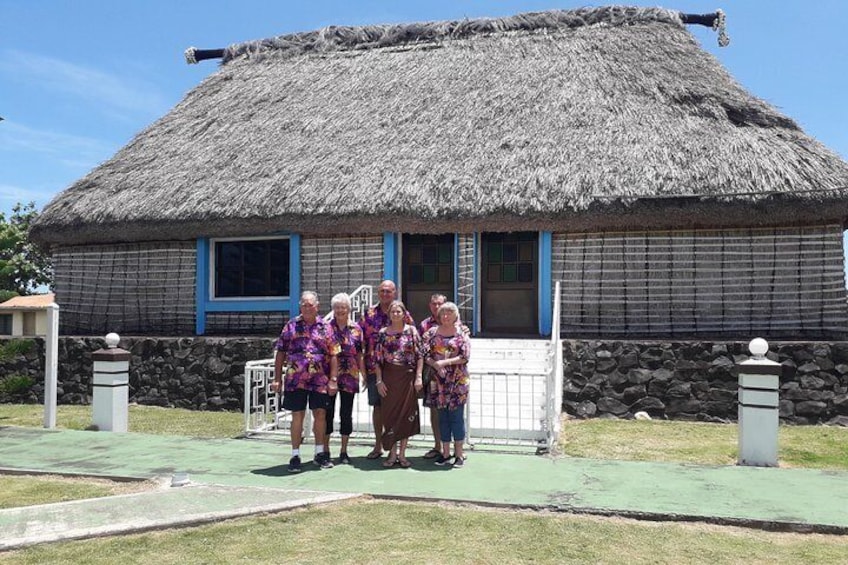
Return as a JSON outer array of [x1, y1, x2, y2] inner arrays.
[[206, 312, 289, 336], [553, 225, 848, 338], [53, 242, 196, 335], [300, 235, 383, 308], [456, 234, 475, 332]]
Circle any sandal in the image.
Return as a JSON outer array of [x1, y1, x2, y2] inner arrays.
[[382, 455, 398, 468], [366, 448, 383, 460], [423, 448, 441, 459], [398, 457, 412, 468]]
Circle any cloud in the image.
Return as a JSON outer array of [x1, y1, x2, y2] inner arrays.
[[0, 49, 169, 118], [0, 121, 114, 167]]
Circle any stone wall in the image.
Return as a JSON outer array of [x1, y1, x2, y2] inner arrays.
[[3, 337, 848, 424], [0, 336, 274, 410], [563, 340, 848, 424]]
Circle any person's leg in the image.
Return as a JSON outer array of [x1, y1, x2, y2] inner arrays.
[[282, 390, 309, 470], [452, 406, 466, 462], [323, 393, 337, 454], [383, 441, 399, 467], [398, 438, 411, 467], [366, 373, 383, 458], [339, 391, 354, 459], [430, 408, 442, 454], [308, 392, 331, 468], [435, 408, 452, 464], [290, 410, 305, 450]]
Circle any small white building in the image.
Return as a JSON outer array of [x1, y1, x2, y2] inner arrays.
[[0, 293, 55, 336]]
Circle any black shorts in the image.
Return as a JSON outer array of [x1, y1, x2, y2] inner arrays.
[[366, 373, 381, 407], [282, 389, 330, 412]]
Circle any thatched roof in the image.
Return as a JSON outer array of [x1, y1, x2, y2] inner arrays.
[[31, 6, 848, 246]]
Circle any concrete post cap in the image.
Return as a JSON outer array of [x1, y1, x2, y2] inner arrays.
[[105, 333, 120, 348], [749, 338, 768, 359]]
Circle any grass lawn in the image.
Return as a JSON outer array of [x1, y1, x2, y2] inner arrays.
[[1, 499, 847, 564], [0, 404, 243, 439], [0, 475, 156, 510], [558, 417, 848, 470], [2, 405, 848, 562]]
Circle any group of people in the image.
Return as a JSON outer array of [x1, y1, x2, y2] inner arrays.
[[271, 280, 471, 473]]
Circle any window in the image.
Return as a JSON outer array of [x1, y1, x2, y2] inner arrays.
[[0, 314, 11, 335], [212, 237, 290, 298]]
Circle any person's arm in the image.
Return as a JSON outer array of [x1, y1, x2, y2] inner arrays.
[[328, 354, 339, 396], [272, 349, 286, 392]]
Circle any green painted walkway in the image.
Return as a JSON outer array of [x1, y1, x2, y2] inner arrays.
[[1, 426, 847, 548]]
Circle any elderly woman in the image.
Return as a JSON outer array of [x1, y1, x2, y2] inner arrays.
[[423, 301, 470, 468], [374, 300, 424, 468], [323, 293, 365, 465]]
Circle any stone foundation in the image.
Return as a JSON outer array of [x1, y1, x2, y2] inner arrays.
[[2, 337, 848, 423], [563, 340, 848, 424]]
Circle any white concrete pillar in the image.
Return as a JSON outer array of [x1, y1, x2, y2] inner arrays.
[[43, 304, 59, 429], [91, 333, 129, 432], [737, 338, 781, 467]]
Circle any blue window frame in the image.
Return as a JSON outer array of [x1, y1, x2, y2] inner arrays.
[[196, 234, 301, 335]]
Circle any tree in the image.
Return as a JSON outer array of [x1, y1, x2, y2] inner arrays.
[[0, 202, 53, 295]]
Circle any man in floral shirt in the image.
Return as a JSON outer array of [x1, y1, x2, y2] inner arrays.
[[272, 291, 338, 472], [358, 280, 414, 459]]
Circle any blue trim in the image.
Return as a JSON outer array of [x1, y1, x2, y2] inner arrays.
[[538, 231, 553, 336], [289, 233, 301, 317], [383, 232, 398, 282], [195, 238, 209, 335], [453, 234, 459, 304], [205, 299, 291, 313], [196, 234, 301, 331]]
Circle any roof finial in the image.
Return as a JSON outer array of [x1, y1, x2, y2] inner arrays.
[[184, 46, 198, 65], [713, 9, 730, 47], [680, 10, 730, 47]]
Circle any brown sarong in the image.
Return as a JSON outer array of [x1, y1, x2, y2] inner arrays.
[[380, 363, 420, 451]]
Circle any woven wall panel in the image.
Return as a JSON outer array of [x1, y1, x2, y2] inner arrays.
[[300, 235, 383, 308], [553, 226, 848, 338], [206, 312, 289, 336], [53, 242, 196, 335], [456, 233, 475, 333]]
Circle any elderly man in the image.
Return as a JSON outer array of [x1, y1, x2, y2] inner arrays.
[[358, 279, 414, 459], [272, 291, 338, 472]]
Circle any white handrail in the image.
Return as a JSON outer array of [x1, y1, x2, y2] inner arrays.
[[322, 284, 373, 323], [546, 280, 563, 452]]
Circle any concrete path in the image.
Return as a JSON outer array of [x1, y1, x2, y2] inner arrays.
[[1, 426, 847, 549]]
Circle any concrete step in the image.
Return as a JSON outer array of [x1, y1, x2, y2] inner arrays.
[[468, 338, 551, 376]]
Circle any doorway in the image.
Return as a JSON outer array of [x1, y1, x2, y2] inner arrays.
[[401, 234, 454, 325], [480, 232, 538, 335]]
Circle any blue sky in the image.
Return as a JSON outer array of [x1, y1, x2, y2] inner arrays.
[[1, 0, 847, 218]]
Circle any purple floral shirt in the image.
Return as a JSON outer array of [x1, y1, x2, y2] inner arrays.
[[330, 319, 364, 394], [375, 325, 423, 368], [359, 305, 415, 374], [423, 328, 471, 410], [274, 315, 335, 393]]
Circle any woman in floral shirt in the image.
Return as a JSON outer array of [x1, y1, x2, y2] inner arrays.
[[374, 300, 424, 468], [423, 301, 471, 468], [324, 293, 364, 465]]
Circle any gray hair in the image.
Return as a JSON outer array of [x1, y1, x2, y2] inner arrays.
[[331, 292, 351, 309], [299, 290, 318, 305], [436, 301, 459, 320]]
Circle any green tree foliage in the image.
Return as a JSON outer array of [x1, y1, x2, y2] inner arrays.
[[0, 202, 53, 294]]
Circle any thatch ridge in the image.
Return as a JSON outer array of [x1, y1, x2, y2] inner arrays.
[[222, 6, 683, 63], [31, 6, 848, 246]]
